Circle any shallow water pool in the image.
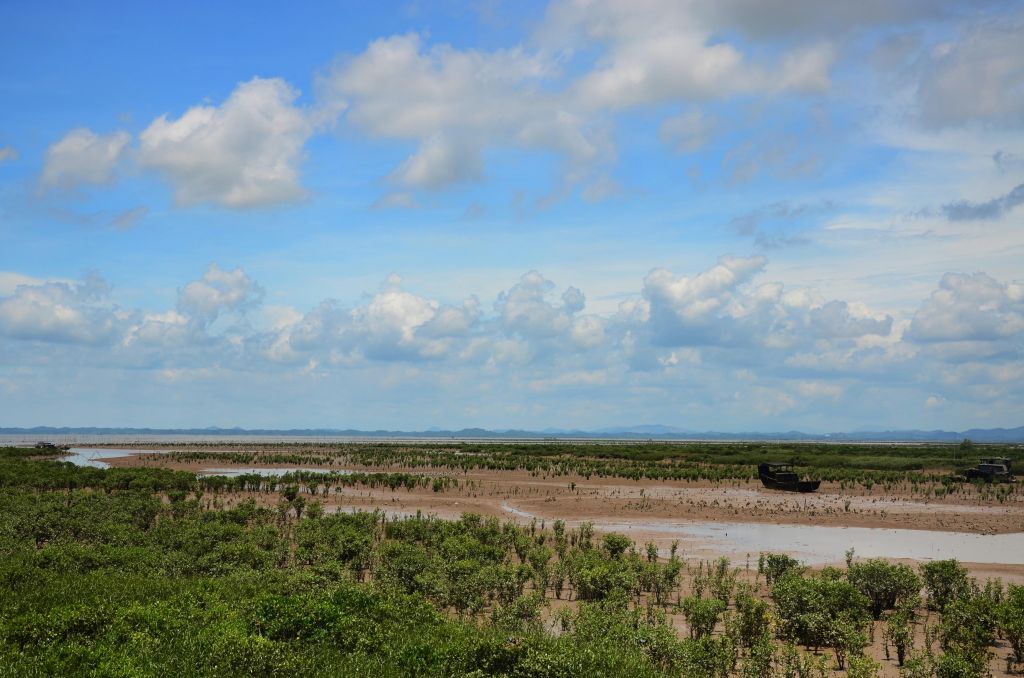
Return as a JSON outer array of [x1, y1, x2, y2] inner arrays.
[[501, 503, 1024, 565]]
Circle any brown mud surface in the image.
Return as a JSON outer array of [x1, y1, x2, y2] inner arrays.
[[104, 449, 1024, 535]]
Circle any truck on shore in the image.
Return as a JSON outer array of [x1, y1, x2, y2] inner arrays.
[[964, 457, 1014, 483]]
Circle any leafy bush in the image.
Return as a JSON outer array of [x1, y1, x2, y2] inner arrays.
[[997, 584, 1024, 663], [602, 532, 632, 559], [939, 594, 997, 655], [771, 573, 870, 652], [884, 611, 914, 666], [680, 597, 726, 639], [847, 559, 921, 619], [920, 560, 970, 612], [759, 553, 804, 586]]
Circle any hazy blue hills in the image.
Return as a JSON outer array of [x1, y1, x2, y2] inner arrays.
[[2, 425, 1023, 442]]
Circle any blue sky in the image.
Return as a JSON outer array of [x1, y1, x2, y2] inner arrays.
[[1, 0, 1022, 431]]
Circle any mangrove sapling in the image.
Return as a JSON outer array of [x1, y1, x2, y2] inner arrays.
[[734, 589, 771, 649], [847, 558, 922, 619], [899, 649, 937, 678], [920, 559, 971, 612], [847, 654, 882, 678], [829, 616, 869, 671], [602, 532, 632, 559], [939, 594, 998, 655], [739, 635, 775, 678], [997, 584, 1024, 663], [759, 552, 804, 586], [709, 556, 738, 604], [884, 611, 914, 666], [933, 649, 991, 678], [681, 597, 727, 639]]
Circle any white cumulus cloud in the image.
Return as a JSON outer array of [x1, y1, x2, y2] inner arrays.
[[321, 33, 603, 193], [138, 78, 313, 208], [178, 264, 264, 326], [908, 272, 1024, 343], [546, 0, 833, 109], [0, 273, 117, 343], [41, 129, 130, 189]]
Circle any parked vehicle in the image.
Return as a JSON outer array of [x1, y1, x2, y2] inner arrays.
[[964, 457, 1014, 483], [758, 462, 821, 492]]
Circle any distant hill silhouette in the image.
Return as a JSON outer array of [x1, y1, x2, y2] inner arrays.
[[2, 424, 1023, 442]]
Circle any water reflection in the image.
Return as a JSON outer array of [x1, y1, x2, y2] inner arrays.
[[502, 504, 1024, 565], [59, 448, 164, 469]]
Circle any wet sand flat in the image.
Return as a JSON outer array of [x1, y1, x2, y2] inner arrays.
[[91, 445, 1024, 578]]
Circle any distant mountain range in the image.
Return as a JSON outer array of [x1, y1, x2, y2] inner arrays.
[[2, 424, 1023, 442]]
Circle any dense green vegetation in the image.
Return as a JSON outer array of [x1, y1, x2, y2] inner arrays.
[[126, 439, 1024, 498], [1, 447, 1021, 676]]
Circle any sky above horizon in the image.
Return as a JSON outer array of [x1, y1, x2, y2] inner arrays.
[[1, 0, 1022, 431]]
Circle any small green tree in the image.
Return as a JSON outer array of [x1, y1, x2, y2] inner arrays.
[[577, 522, 594, 550], [709, 557, 738, 604], [848, 559, 921, 619], [281, 484, 300, 502], [997, 584, 1024, 663], [681, 597, 727, 639], [778, 642, 830, 678], [939, 595, 997, 655], [828, 617, 868, 671], [934, 650, 989, 678], [304, 500, 324, 520], [759, 553, 804, 586], [772, 573, 870, 652], [884, 611, 914, 666], [552, 519, 567, 557], [920, 560, 970, 612], [898, 650, 936, 678], [492, 591, 546, 632], [740, 636, 774, 678], [847, 654, 882, 678], [653, 557, 681, 606], [290, 494, 306, 520], [735, 591, 771, 648], [680, 635, 735, 678], [602, 532, 632, 559]]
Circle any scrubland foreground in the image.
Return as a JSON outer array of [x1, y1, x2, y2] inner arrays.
[[2, 446, 1023, 677]]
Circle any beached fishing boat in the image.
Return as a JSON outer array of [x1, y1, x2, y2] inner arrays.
[[758, 462, 820, 493]]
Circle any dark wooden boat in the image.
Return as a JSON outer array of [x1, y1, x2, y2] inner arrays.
[[758, 462, 820, 492]]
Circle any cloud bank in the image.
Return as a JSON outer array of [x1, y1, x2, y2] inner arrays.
[[1, 256, 1019, 428]]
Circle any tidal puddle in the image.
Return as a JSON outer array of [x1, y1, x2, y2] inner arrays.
[[501, 504, 1024, 565], [60, 448, 166, 469], [641, 520, 1024, 565]]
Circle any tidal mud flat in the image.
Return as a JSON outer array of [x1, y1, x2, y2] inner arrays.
[[82, 443, 1024, 579]]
